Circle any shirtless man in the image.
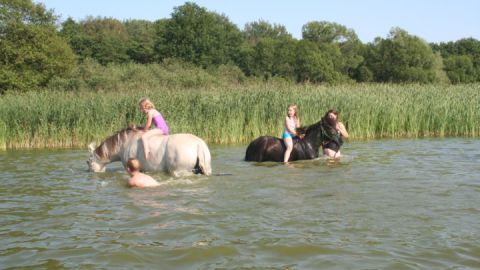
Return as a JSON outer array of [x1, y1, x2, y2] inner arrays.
[[126, 158, 160, 188]]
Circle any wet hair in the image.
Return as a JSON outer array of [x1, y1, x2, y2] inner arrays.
[[127, 158, 141, 172], [139, 98, 155, 110], [323, 115, 337, 129], [321, 108, 338, 131], [323, 108, 339, 119]]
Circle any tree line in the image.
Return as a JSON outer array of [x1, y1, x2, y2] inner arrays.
[[1, 0, 480, 94]]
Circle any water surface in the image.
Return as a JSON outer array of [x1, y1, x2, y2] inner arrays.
[[1, 138, 479, 269]]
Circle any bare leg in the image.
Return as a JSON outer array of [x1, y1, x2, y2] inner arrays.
[[283, 137, 293, 163], [141, 129, 164, 159]]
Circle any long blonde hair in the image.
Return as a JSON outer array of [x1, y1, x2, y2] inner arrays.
[[138, 98, 155, 110], [287, 103, 299, 119]]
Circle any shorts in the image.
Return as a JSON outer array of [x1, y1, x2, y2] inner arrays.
[[282, 130, 293, 139]]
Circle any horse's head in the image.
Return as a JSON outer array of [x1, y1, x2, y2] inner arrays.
[[304, 118, 340, 148], [87, 143, 107, 172], [86, 128, 140, 172]]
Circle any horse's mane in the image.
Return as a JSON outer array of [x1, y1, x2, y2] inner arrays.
[[304, 120, 322, 134], [296, 119, 324, 136], [304, 117, 338, 131], [301, 118, 340, 143], [95, 127, 141, 159]]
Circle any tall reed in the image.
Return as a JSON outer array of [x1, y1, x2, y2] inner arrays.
[[0, 83, 479, 149]]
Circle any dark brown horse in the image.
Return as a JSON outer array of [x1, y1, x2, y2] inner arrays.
[[244, 118, 341, 162]]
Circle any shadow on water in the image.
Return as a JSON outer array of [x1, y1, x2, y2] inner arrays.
[[247, 154, 354, 170]]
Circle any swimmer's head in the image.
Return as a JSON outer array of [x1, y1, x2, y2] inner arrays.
[[127, 158, 141, 172]]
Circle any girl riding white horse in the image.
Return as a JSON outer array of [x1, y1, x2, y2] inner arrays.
[[87, 128, 212, 177]]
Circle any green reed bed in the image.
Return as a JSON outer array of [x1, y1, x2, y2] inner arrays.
[[0, 83, 479, 149]]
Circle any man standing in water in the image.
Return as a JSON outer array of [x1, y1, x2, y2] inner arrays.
[[126, 158, 160, 188]]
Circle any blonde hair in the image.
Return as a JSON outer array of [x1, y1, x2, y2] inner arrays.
[[127, 158, 141, 172], [287, 103, 299, 118], [139, 98, 155, 110]]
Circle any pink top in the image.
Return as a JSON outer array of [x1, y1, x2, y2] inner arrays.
[[284, 116, 297, 135], [152, 113, 169, 135]]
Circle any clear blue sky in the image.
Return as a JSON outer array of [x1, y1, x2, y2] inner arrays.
[[37, 0, 479, 43]]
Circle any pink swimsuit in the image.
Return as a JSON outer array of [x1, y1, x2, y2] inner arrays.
[[152, 113, 169, 135]]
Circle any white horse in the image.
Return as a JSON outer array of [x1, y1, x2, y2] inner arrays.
[[87, 128, 212, 177]]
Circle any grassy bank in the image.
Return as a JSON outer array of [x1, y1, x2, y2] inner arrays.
[[0, 83, 479, 149]]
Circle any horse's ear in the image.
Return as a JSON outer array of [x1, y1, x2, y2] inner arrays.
[[88, 143, 96, 153]]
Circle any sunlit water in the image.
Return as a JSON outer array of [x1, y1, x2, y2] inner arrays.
[[1, 138, 479, 269]]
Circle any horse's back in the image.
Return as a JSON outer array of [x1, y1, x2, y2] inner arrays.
[[131, 134, 169, 171], [124, 133, 211, 176], [245, 136, 284, 162], [165, 134, 212, 176]]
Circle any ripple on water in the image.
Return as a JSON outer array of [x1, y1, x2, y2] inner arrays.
[[0, 140, 480, 269]]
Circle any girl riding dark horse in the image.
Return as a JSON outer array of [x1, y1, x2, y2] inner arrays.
[[244, 117, 342, 162]]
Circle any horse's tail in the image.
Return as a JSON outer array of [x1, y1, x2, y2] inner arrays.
[[196, 140, 212, 176]]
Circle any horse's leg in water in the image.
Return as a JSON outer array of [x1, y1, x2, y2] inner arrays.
[[141, 129, 164, 159]]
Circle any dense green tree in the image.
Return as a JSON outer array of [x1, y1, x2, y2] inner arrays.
[[61, 17, 130, 64], [237, 37, 297, 80], [366, 28, 447, 83], [155, 2, 243, 67], [302, 21, 363, 81], [294, 40, 341, 83], [238, 20, 296, 79], [432, 38, 480, 82], [0, 0, 56, 25], [351, 43, 374, 82], [60, 18, 94, 60], [302, 21, 357, 44], [151, 18, 168, 63], [272, 38, 297, 79], [0, 0, 76, 93], [432, 38, 480, 57], [81, 17, 130, 64], [7, 0, 480, 90], [251, 38, 276, 78], [235, 41, 256, 76], [443, 55, 476, 83], [243, 20, 292, 44], [124, 19, 156, 64]]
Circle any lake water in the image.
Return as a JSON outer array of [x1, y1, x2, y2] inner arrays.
[[1, 138, 479, 269]]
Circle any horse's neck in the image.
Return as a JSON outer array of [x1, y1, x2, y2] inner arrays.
[[294, 136, 320, 159], [110, 130, 141, 163], [96, 147, 121, 163], [108, 152, 121, 162], [96, 137, 125, 163], [304, 131, 324, 149]]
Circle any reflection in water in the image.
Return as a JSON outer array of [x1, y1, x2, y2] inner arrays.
[[254, 155, 354, 170], [0, 139, 479, 269]]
